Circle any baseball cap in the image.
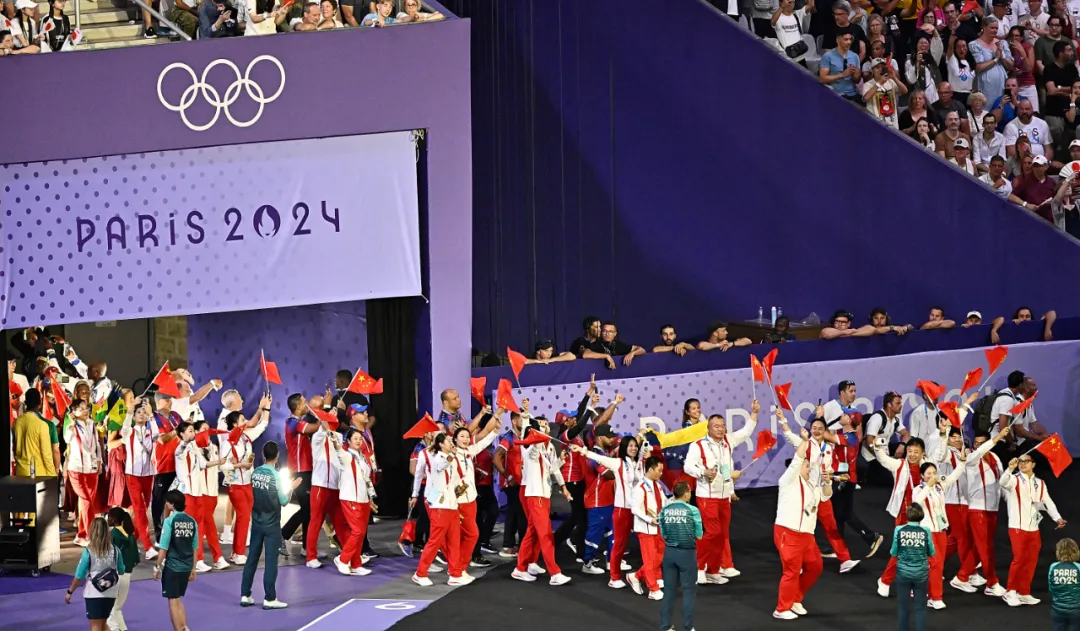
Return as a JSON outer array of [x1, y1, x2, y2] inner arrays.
[[1033, 155, 1050, 166], [593, 425, 616, 439], [967, 310, 982, 319], [1070, 140, 1080, 149], [534, 339, 554, 353], [14, 0, 34, 9], [870, 57, 887, 67], [347, 403, 368, 416], [992, 0, 1008, 6], [554, 408, 578, 425], [953, 137, 970, 149]]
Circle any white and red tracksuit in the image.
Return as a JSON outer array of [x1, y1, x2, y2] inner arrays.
[[220, 420, 268, 557], [174, 440, 217, 563], [582, 447, 648, 581], [64, 418, 101, 540], [630, 477, 667, 592], [964, 446, 1005, 588], [516, 442, 565, 576], [197, 441, 224, 562], [451, 431, 498, 576], [308, 428, 351, 562], [873, 439, 943, 586], [120, 417, 155, 549], [684, 419, 757, 575], [912, 464, 965, 601], [933, 432, 995, 584], [336, 446, 374, 569], [416, 451, 460, 579], [1000, 469, 1062, 596], [783, 430, 851, 564], [773, 448, 824, 614]]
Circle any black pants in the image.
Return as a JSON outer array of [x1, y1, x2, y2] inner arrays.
[[832, 481, 876, 547], [280, 471, 312, 543], [415, 484, 430, 546], [475, 484, 499, 555], [151, 471, 176, 544], [552, 480, 586, 554], [502, 485, 527, 549]]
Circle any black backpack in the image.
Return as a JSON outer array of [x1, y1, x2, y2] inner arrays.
[[972, 390, 1013, 434]]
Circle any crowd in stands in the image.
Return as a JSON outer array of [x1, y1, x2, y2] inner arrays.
[[721, 0, 1080, 240], [0, 0, 440, 53]]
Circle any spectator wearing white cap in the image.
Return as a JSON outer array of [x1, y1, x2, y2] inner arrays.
[[1004, 98, 1053, 156], [973, 112, 1007, 173], [949, 137, 978, 174], [979, 155, 1020, 199], [1013, 154, 1057, 219], [935, 110, 972, 159], [7, 0, 41, 53], [962, 311, 983, 326], [863, 57, 907, 128]]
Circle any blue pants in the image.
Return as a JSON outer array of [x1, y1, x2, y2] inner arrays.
[[241, 523, 281, 602], [895, 576, 927, 631], [1053, 611, 1080, 631], [660, 547, 697, 631], [584, 506, 614, 562]]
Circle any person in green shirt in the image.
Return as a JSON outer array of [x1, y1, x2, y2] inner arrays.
[[241, 441, 299, 610], [891, 503, 934, 631], [154, 490, 198, 631], [1050, 538, 1080, 630], [107, 507, 139, 631], [658, 481, 703, 631]]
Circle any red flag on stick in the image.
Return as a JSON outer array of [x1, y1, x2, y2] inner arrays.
[[517, 431, 552, 447], [1035, 434, 1073, 477], [227, 425, 245, 445], [50, 379, 71, 419], [403, 413, 440, 439], [960, 368, 983, 395], [775, 382, 794, 411], [470, 376, 487, 407], [960, 0, 980, 13], [507, 347, 527, 383], [309, 407, 339, 431], [260, 350, 282, 386], [750, 356, 766, 383], [151, 362, 182, 398], [985, 346, 1008, 374], [195, 428, 228, 448], [762, 348, 779, 383], [347, 369, 382, 395], [752, 430, 777, 460], [1009, 391, 1037, 416], [938, 401, 961, 428], [916, 380, 946, 403], [496, 378, 520, 413]]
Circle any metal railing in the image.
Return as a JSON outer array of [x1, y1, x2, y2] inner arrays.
[[130, 0, 193, 40]]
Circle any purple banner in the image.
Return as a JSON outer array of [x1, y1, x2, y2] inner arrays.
[[515, 341, 1080, 488]]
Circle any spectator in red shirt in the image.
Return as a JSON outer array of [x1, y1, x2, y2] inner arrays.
[[1013, 154, 1057, 221], [581, 424, 619, 576], [494, 412, 528, 556], [280, 393, 317, 557]]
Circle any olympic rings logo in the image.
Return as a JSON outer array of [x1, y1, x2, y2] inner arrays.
[[156, 55, 286, 132]]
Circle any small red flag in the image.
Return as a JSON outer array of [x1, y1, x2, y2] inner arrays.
[[517, 431, 552, 446], [470, 376, 487, 407], [960, 0, 979, 13], [750, 356, 766, 383], [960, 367, 983, 395], [1035, 434, 1073, 477], [50, 379, 71, 419], [151, 362, 182, 398], [762, 348, 779, 382], [1009, 391, 1037, 416], [985, 345, 1008, 374], [775, 382, 793, 411], [496, 378, 520, 413], [403, 413, 440, 439], [194, 428, 228, 448], [916, 380, 946, 403], [938, 401, 961, 428], [347, 368, 381, 395], [309, 406, 339, 431], [260, 351, 283, 386], [507, 347, 527, 382], [42, 19, 54, 32], [752, 430, 777, 460], [227, 426, 245, 445], [398, 519, 417, 544]]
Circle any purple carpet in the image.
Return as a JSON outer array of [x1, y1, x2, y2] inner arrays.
[[0, 570, 72, 596]]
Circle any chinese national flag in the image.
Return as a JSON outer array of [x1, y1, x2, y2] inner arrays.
[[762, 348, 779, 382], [775, 382, 793, 411], [227, 426, 245, 445], [309, 406, 339, 431], [960, 367, 983, 395], [752, 430, 777, 460], [1035, 434, 1073, 477], [403, 413, 440, 439], [1009, 391, 1037, 416], [50, 379, 71, 419], [151, 362, 182, 398], [960, 0, 980, 12], [496, 378, 520, 413], [750, 356, 766, 383], [517, 431, 552, 447], [470, 376, 487, 407], [260, 350, 282, 385], [916, 380, 946, 403], [507, 347, 527, 382], [985, 345, 1008, 374], [194, 428, 228, 448], [347, 369, 382, 395], [938, 401, 961, 428]]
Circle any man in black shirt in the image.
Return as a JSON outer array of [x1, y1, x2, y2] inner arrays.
[[588, 322, 645, 368], [568, 316, 614, 369], [1042, 40, 1080, 156], [526, 340, 576, 365], [652, 324, 695, 356], [821, 2, 868, 61]]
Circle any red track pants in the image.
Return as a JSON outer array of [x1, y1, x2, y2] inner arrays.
[[455, 500, 479, 576], [968, 509, 1000, 586], [634, 532, 665, 592], [945, 504, 976, 581], [881, 513, 908, 586], [417, 507, 461, 578], [928, 531, 948, 600], [696, 497, 733, 572], [517, 495, 562, 576], [340, 500, 371, 568], [227, 484, 253, 556], [197, 495, 222, 562], [307, 486, 350, 562], [1007, 528, 1041, 596], [69, 472, 98, 539], [817, 500, 851, 563], [610, 506, 634, 581], [124, 474, 153, 550], [774, 525, 823, 613]]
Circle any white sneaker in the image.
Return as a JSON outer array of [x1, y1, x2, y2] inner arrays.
[[969, 574, 987, 587], [361, 553, 373, 564], [334, 556, 351, 576], [306, 559, 323, 569], [448, 575, 474, 586], [621, 560, 632, 571], [791, 603, 807, 616], [429, 564, 444, 573], [985, 583, 1007, 597], [627, 572, 643, 595], [73, 537, 89, 547], [228, 554, 247, 565], [220, 532, 234, 545], [721, 567, 741, 578], [262, 599, 288, 610], [549, 573, 572, 586], [927, 599, 946, 609], [527, 563, 547, 576], [697, 569, 707, 585], [351, 566, 371, 576], [648, 590, 663, 601], [511, 569, 537, 582], [1018, 595, 1041, 605], [582, 561, 605, 575], [195, 560, 213, 573], [318, 552, 328, 560], [657, 579, 664, 589], [412, 574, 433, 587], [773, 610, 798, 620], [144, 548, 159, 561], [608, 579, 626, 589], [839, 560, 860, 574], [706, 573, 729, 584], [1003, 590, 1022, 607], [213, 557, 229, 570], [877, 578, 890, 597], [240, 596, 254, 607], [950, 577, 977, 593], [566, 541, 578, 554]]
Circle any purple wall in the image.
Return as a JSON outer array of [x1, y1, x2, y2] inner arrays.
[[0, 22, 473, 412], [447, 0, 1080, 355]]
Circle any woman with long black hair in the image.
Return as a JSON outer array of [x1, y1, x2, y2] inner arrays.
[[39, 0, 73, 52]]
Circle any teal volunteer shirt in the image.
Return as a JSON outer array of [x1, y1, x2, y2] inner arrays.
[[1050, 561, 1080, 616], [159, 511, 198, 572], [251, 464, 290, 529], [890, 523, 934, 582], [658, 500, 703, 549]]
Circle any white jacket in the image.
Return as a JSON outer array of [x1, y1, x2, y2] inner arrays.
[[631, 478, 667, 535], [684, 420, 757, 500], [1000, 470, 1062, 532], [452, 431, 498, 504], [120, 417, 155, 477], [934, 431, 995, 506], [582, 450, 647, 509], [874, 437, 946, 518], [64, 419, 100, 474], [311, 428, 342, 490], [336, 448, 374, 504], [411, 448, 434, 498], [783, 430, 833, 493], [523, 442, 566, 499], [775, 446, 822, 533], [966, 450, 1006, 512], [912, 464, 965, 532], [424, 451, 459, 510], [173, 441, 206, 496], [197, 443, 221, 497], [219, 419, 269, 486]]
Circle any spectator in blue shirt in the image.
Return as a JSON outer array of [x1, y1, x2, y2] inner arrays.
[[819, 32, 863, 101]]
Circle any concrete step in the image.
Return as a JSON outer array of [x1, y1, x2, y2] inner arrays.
[[77, 7, 138, 25], [81, 33, 162, 49], [79, 21, 143, 39]]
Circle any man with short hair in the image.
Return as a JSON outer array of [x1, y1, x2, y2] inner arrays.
[[1005, 98, 1053, 157], [973, 114, 1006, 173], [920, 306, 956, 330], [819, 31, 863, 102], [589, 322, 645, 367], [241, 441, 297, 610], [862, 392, 910, 462], [696, 321, 752, 352], [819, 310, 877, 339], [12, 389, 56, 477], [627, 456, 668, 600], [936, 111, 972, 160], [526, 340, 575, 364], [569, 316, 613, 367], [1014, 154, 1057, 221], [280, 393, 317, 556], [291, 1, 320, 30], [932, 81, 969, 121], [199, 0, 239, 37], [980, 155, 1017, 198], [653, 324, 695, 356], [658, 481, 702, 631], [1040, 39, 1079, 153], [863, 57, 907, 128], [154, 490, 198, 631], [151, 393, 182, 545]]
